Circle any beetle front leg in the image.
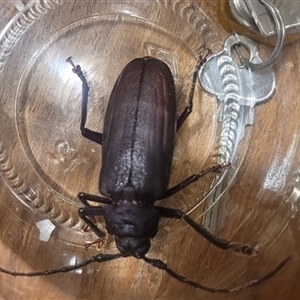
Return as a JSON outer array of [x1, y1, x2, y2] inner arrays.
[[78, 193, 110, 235], [176, 49, 212, 131], [78, 192, 112, 206], [157, 206, 258, 256], [66, 57, 103, 144], [78, 206, 107, 250], [78, 192, 111, 249], [78, 206, 106, 239], [77, 192, 111, 243]]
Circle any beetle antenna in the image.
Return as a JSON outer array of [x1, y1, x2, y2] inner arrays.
[[0, 253, 122, 277], [143, 255, 290, 293]]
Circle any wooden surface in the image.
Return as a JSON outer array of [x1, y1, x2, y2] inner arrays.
[[0, 1, 299, 299]]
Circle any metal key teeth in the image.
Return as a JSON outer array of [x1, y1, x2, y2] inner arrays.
[[199, 34, 276, 164]]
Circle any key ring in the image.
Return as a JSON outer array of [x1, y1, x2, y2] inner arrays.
[[240, 0, 286, 70]]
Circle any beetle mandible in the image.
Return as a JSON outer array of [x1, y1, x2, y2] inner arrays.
[[0, 53, 290, 293]]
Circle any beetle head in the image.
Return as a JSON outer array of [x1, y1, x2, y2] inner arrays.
[[115, 236, 150, 258]]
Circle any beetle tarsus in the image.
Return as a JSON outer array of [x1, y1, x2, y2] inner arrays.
[[228, 243, 259, 256], [84, 238, 107, 251], [66, 56, 83, 77], [66, 56, 75, 67]]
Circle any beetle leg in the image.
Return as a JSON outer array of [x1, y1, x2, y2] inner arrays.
[[78, 206, 107, 240], [163, 164, 227, 198], [176, 49, 212, 131], [66, 57, 103, 144], [84, 236, 108, 251], [78, 193, 111, 248], [78, 192, 112, 206], [156, 206, 258, 256]]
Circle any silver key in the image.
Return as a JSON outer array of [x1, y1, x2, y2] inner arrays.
[[199, 34, 276, 163], [230, 0, 300, 37]]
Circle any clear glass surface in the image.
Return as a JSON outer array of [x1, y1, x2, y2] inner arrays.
[[0, 1, 299, 299]]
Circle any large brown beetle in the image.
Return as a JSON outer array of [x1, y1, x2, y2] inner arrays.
[[0, 54, 290, 293]]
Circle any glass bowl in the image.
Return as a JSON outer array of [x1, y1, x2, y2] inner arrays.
[[0, 1, 299, 299]]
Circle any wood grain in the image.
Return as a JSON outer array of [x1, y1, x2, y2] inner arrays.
[[0, 1, 299, 299]]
